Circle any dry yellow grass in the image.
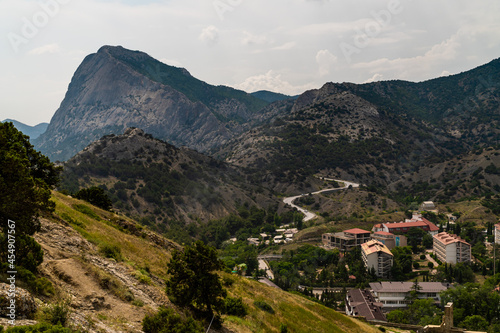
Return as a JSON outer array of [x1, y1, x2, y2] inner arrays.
[[51, 191, 172, 279], [223, 273, 380, 333]]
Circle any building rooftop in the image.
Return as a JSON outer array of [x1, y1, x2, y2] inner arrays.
[[346, 289, 386, 321], [434, 232, 470, 246], [361, 240, 393, 256], [369, 281, 450, 293], [344, 228, 371, 235]]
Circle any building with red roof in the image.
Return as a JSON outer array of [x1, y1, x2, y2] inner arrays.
[[433, 232, 471, 264], [371, 213, 439, 236], [322, 228, 371, 252]]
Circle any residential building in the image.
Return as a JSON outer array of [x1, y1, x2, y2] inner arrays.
[[433, 232, 471, 264], [372, 214, 439, 236], [369, 282, 451, 309], [371, 231, 407, 250], [361, 240, 393, 278], [419, 201, 436, 211], [322, 228, 371, 251], [345, 289, 386, 321]]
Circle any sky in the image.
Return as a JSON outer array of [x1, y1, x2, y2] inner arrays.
[[0, 0, 499, 126]]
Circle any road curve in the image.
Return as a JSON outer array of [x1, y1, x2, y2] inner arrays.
[[283, 179, 360, 222]]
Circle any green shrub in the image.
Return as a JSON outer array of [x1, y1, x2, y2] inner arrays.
[[75, 187, 112, 211], [224, 297, 247, 317], [133, 270, 152, 285], [40, 301, 71, 327], [280, 323, 288, 333], [4, 323, 75, 332], [142, 307, 203, 333], [254, 300, 275, 314], [73, 204, 101, 220], [99, 243, 122, 261], [379, 327, 386, 332], [420, 254, 426, 260]]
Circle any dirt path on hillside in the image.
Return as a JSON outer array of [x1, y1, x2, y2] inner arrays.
[[34, 218, 170, 332]]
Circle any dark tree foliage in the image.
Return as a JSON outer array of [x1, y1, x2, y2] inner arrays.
[[0, 122, 60, 236], [74, 186, 113, 211], [440, 275, 500, 331], [390, 246, 413, 280], [0, 122, 60, 273], [166, 241, 227, 316]]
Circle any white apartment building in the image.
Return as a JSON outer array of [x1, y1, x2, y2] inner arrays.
[[369, 282, 451, 309], [361, 240, 393, 278], [433, 232, 471, 264]]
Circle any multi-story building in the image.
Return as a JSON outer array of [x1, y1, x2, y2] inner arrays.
[[361, 240, 393, 278], [371, 231, 407, 250], [322, 228, 371, 252], [345, 289, 386, 321], [369, 282, 451, 309], [372, 214, 439, 236], [433, 232, 471, 264]]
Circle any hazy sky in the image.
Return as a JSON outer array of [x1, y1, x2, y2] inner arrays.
[[1, 0, 499, 125]]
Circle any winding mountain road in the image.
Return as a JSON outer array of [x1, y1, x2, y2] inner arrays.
[[283, 179, 360, 222]]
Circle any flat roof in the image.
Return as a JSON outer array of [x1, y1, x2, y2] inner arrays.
[[370, 281, 450, 293], [434, 232, 470, 246], [344, 228, 371, 234]]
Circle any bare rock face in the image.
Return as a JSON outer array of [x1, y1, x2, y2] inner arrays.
[[0, 284, 37, 319], [34, 45, 268, 161]]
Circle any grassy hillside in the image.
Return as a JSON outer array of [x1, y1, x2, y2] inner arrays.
[[30, 191, 381, 333], [51, 190, 173, 279], [223, 274, 379, 333]]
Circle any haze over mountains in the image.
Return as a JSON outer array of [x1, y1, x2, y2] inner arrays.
[[2, 119, 48, 140]]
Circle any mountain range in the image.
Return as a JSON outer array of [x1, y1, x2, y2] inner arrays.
[[33, 45, 295, 161], [2, 119, 48, 140], [23, 45, 500, 205]]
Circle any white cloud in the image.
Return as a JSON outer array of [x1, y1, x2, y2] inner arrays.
[[363, 73, 383, 83], [352, 32, 463, 80], [234, 70, 315, 95], [316, 49, 338, 76], [28, 43, 61, 55], [160, 58, 184, 68], [241, 31, 272, 46], [199, 25, 219, 45]]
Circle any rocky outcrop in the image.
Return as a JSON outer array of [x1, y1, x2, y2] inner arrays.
[[34, 45, 268, 161], [0, 284, 37, 319]]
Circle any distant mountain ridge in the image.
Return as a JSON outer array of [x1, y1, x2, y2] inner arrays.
[[2, 119, 48, 140], [251, 90, 297, 103], [33, 45, 500, 192], [34, 45, 271, 161], [221, 57, 500, 189]]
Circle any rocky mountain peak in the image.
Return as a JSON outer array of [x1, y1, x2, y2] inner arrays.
[[33, 45, 269, 162]]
